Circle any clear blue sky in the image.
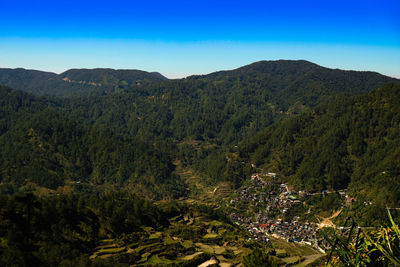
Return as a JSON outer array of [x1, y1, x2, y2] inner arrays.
[[0, 0, 399, 78]]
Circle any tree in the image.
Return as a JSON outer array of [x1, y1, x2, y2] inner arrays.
[[243, 248, 278, 267]]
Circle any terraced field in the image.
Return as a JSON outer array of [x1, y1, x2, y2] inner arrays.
[[88, 164, 326, 266], [89, 211, 259, 266]]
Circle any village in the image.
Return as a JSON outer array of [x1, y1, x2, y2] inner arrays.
[[226, 172, 333, 253]]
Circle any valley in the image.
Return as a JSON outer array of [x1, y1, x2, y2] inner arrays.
[[0, 60, 399, 266]]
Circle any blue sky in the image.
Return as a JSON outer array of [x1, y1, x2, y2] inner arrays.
[[0, 0, 399, 78]]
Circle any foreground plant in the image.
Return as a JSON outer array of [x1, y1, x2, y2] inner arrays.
[[324, 209, 400, 266]]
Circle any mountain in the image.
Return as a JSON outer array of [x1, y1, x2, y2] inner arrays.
[[1, 60, 399, 196], [1, 61, 400, 266], [0, 67, 168, 97], [62, 60, 398, 145], [59, 68, 167, 87], [0, 85, 184, 198], [202, 60, 398, 108], [238, 83, 400, 206]]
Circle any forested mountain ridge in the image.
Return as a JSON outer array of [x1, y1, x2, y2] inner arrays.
[[1, 60, 398, 197], [62, 60, 399, 146], [237, 83, 400, 206], [59, 68, 167, 87], [1, 62, 400, 266], [201, 60, 398, 108], [0, 67, 167, 97], [0, 85, 185, 198]]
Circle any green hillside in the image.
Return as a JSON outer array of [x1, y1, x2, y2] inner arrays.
[[0, 68, 167, 97], [0, 85, 184, 198], [62, 60, 398, 146], [1, 60, 399, 198], [239, 83, 400, 205], [1, 61, 400, 266]]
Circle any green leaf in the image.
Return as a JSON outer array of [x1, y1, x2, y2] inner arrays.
[[387, 208, 400, 238], [364, 230, 400, 265]]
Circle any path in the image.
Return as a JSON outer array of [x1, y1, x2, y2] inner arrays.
[[309, 190, 345, 196], [294, 253, 325, 267], [316, 209, 342, 229]]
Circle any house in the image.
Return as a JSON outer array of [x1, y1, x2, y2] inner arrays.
[[346, 195, 356, 203]]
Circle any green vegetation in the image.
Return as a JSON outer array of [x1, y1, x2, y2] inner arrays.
[[239, 83, 400, 217], [1, 61, 398, 198], [325, 210, 400, 266], [0, 60, 400, 265], [0, 192, 167, 266], [243, 248, 279, 266], [0, 85, 185, 198], [0, 68, 167, 97]]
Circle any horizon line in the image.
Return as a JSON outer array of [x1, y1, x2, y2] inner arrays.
[[2, 59, 400, 80]]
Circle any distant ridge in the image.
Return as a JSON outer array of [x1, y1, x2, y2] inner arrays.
[[0, 60, 398, 97], [59, 68, 168, 82], [0, 60, 399, 204], [206, 60, 395, 84], [208, 60, 393, 77], [0, 67, 168, 96], [150, 71, 168, 80], [188, 60, 399, 109]]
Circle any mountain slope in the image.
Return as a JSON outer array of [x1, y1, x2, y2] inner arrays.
[[203, 60, 398, 108], [0, 68, 167, 96], [238, 83, 400, 206], [63, 60, 398, 146], [1, 61, 399, 199], [0, 86, 184, 198]]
